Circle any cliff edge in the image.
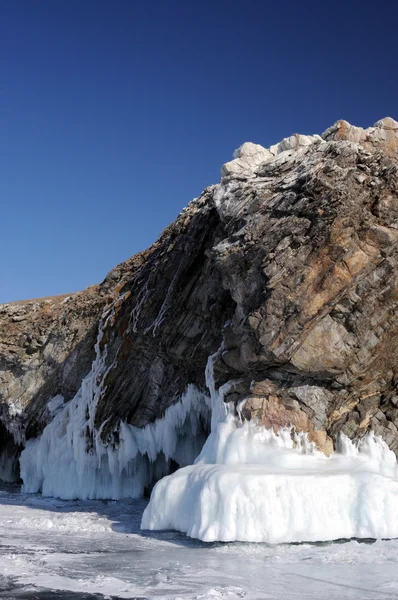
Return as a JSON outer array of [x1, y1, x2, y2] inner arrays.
[[1, 117, 398, 487]]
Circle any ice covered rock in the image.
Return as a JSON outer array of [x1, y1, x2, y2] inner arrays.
[[20, 361, 211, 499], [142, 411, 398, 543], [142, 348, 398, 543]]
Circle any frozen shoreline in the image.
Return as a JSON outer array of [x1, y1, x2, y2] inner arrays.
[[1, 483, 398, 599]]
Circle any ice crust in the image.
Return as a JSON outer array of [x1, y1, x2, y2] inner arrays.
[[141, 355, 398, 543], [20, 323, 210, 500]]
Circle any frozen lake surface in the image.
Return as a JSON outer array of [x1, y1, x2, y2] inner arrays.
[[1, 484, 398, 599]]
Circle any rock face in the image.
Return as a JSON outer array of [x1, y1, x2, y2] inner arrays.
[[0, 257, 142, 476], [1, 117, 398, 483]]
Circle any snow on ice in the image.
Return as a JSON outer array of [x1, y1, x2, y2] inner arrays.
[[3, 483, 398, 599]]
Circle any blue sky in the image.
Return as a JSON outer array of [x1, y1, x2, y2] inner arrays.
[[1, 0, 397, 302]]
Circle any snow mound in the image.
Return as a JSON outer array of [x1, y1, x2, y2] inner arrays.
[[141, 414, 398, 543]]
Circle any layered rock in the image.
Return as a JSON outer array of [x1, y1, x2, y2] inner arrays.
[[215, 120, 398, 452], [1, 117, 398, 486], [323, 117, 398, 159], [0, 256, 143, 476]]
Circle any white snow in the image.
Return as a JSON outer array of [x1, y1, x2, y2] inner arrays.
[[142, 353, 398, 544], [6, 398, 23, 417]]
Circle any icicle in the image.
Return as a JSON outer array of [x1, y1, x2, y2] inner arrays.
[[20, 380, 211, 500], [205, 344, 229, 431]]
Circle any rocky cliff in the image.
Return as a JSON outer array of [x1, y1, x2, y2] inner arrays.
[[1, 117, 398, 487]]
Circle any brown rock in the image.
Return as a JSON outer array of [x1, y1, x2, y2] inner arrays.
[[2, 116, 398, 481], [242, 393, 333, 456]]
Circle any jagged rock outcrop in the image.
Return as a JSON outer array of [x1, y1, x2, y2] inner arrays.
[[323, 117, 398, 160], [1, 116, 398, 483], [0, 256, 143, 475], [213, 119, 398, 452]]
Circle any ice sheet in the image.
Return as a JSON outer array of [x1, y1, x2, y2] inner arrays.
[[1, 484, 398, 599]]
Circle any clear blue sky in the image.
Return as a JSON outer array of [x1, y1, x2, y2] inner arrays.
[[1, 0, 397, 302]]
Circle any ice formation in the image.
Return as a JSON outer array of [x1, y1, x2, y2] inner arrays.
[[18, 314, 398, 543], [141, 354, 398, 544], [20, 323, 210, 500]]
